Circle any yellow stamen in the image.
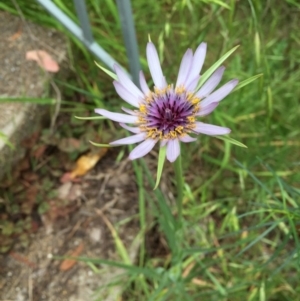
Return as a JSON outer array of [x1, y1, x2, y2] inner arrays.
[[175, 86, 185, 94], [175, 126, 184, 134], [187, 116, 195, 123], [139, 104, 147, 114]]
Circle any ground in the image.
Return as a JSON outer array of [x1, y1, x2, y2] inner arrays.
[[0, 129, 142, 301], [0, 11, 141, 300]]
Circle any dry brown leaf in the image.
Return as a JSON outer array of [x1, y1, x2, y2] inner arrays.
[[9, 251, 37, 268], [59, 243, 84, 271], [192, 278, 212, 287], [26, 50, 59, 73], [8, 28, 22, 41], [33, 144, 47, 159], [70, 149, 107, 179]]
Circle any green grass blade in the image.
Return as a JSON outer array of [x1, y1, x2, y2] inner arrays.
[[94, 61, 118, 80], [154, 145, 167, 190], [75, 116, 106, 120], [196, 45, 240, 90], [89, 140, 115, 147], [214, 135, 248, 148], [0, 132, 14, 149], [55, 79, 105, 101], [233, 73, 263, 92], [140, 159, 177, 253], [72, 257, 158, 279], [0, 97, 56, 104], [236, 221, 280, 257]]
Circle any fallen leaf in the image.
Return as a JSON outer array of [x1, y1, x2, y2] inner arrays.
[[60, 173, 81, 183], [9, 251, 37, 268], [26, 50, 59, 73], [8, 27, 22, 41], [22, 131, 40, 148], [59, 243, 84, 271], [33, 144, 47, 159], [70, 149, 107, 179], [22, 171, 39, 182], [58, 138, 82, 153]]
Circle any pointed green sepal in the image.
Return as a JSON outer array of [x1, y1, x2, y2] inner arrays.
[[153, 145, 167, 190], [196, 45, 240, 91], [94, 61, 118, 80], [233, 73, 263, 92], [75, 116, 107, 120], [89, 140, 116, 148], [215, 135, 247, 148]]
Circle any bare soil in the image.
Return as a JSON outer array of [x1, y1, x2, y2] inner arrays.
[[0, 143, 140, 301]]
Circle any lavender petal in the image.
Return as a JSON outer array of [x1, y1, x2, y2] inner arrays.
[[186, 75, 200, 92], [129, 139, 157, 160], [196, 66, 225, 98], [185, 42, 207, 86], [139, 71, 150, 94], [194, 122, 231, 135], [110, 133, 145, 145], [95, 109, 138, 123], [122, 107, 137, 115], [176, 49, 193, 88], [201, 79, 239, 107], [179, 135, 197, 143], [119, 123, 141, 134], [196, 102, 219, 116], [113, 81, 140, 107], [166, 139, 180, 162], [146, 42, 166, 89], [114, 64, 144, 99]]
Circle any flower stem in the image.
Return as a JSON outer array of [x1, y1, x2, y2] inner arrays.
[[174, 152, 184, 228]]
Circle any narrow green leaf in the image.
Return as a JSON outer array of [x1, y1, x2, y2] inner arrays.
[[0, 97, 55, 104], [61, 256, 158, 279], [89, 140, 115, 147], [0, 132, 14, 149], [55, 79, 104, 100], [154, 145, 167, 190], [196, 45, 240, 90], [236, 221, 279, 257], [75, 115, 106, 120], [211, 0, 231, 9], [94, 61, 118, 80], [215, 135, 247, 148], [233, 73, 263, 91]]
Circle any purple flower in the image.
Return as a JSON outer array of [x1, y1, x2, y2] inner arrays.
[[95, 42, 238, 162]]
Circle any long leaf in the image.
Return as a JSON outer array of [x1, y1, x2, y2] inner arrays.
[[89, 140, 115, 147], [0, 97, 55, 104], [196, 45, 240, 90], [94, 61, 118, 80], [234, 73, 263, 92], [75, 115, 106, 120], [0, 132, 14, 149], [68, 256, 158, 279], [154, 145, 167, 190], [214, 135, 247, 148]]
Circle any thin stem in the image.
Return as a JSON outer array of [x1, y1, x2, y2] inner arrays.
[[174, 152, 184, 228]]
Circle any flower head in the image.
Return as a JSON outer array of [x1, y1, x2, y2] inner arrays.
[[95, 42, 238, 162]]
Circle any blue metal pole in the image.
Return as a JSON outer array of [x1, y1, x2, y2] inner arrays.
[[73, 0, 93, 44], [35, 0, 125, 73], [116, 0, 141, 86]]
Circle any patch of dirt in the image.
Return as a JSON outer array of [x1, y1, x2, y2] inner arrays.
[[0, 133, 140, 300]]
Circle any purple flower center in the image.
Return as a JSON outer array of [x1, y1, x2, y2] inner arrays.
[[138, 86, 200, 140]]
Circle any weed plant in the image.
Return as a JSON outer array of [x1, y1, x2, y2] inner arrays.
[[1, 0, 300, 300]]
